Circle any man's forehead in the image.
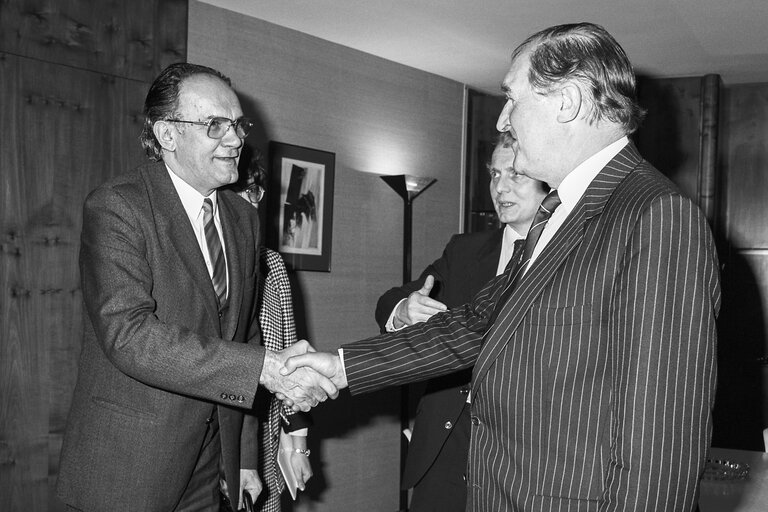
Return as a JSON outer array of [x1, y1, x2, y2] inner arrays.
[[501, 51, 531, 90], [177, 75, 240, 111], [492, 147, 515, 167]]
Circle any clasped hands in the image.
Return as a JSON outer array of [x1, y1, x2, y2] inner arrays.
[[267, 276, 447, 410], [259, 340, 347, 411]]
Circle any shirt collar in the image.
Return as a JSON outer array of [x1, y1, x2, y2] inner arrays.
[[555, 136, 628, 211], [503, 224, 525, 243], [165, 164, 218, 221]]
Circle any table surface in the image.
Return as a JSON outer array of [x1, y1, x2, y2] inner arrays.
[[699, 447, 768, 512]]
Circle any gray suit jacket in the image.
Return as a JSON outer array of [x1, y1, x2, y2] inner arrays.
[[57, 162, 265, 511], [344, 143, 721, 511]]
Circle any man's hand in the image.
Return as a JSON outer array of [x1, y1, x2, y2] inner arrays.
[[239, 469, 262, 509], [393, 275, 448, 328], [281, 351, 348, 390], [259, 340, 339, 411]]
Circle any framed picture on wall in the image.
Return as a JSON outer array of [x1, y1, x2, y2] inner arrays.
[[266, 141, 335, 272]]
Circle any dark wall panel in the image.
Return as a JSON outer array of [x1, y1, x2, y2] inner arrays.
[[0, 1, 186, 510], [713, 83, 768, 450]]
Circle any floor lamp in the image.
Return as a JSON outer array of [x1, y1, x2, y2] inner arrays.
[[381, 174, 437, 511]]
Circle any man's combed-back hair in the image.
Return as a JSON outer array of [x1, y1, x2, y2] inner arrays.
[[139, 62, 232, 161], [513, 22, 646, 134]]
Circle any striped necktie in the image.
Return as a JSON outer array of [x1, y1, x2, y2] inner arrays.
[[202, 198, 227, 307], [510, 189, 561, 288], [487, 190, 561, 326]]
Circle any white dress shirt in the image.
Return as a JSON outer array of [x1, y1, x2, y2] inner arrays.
[[166, 166, 229, 294], [526, 136, 629, 271]]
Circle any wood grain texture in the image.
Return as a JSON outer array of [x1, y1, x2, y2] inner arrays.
[[0, 1, 186, 510], [722, 83, 768, 249], [188, 2, 465, 510], [0, 0, 187, 82], [713, 82, 768, 450], [636, 76, 710, 203], [0, 53, 150, 512]]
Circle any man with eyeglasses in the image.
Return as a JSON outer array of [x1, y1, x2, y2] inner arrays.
[[57, 63, 337, 512]]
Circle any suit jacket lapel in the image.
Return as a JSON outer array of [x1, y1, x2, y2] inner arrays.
[[217, 191, 248, 341], [471, 143, 644, 389], [145, 164, 230, 333], [473, 228, 504, 283]]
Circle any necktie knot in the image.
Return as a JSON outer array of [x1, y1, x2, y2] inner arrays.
[[202, 197, 213, 216], [487, 189, 561, 328], [538, 190, 561, 217]]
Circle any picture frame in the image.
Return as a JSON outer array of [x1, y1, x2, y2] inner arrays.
[[266, 141, 335, 272]]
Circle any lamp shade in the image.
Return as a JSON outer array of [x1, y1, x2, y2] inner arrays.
[[380, 174, 437, 202]]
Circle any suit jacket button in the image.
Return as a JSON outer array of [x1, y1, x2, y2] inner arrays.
[[470, 416, 480, 426], [218, 311, 223, 318], [229, 394, 236, 401], [205, 417, 214, 424], [220, 393, 228, 400], [237, 395, 245, 403], [444, 421, 453, 429]]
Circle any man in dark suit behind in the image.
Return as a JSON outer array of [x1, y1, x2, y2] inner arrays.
[[375, 133, 547, 511], [286, 23, 721, 512], [57, 63, 335, 512]]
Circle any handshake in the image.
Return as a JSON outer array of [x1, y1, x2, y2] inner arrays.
[[259, 340, 347, 411]]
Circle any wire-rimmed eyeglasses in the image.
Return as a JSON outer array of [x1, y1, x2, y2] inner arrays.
[[167, 116, 253, 139]]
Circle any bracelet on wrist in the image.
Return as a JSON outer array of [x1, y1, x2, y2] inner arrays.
[[294, 448, 310, 457]]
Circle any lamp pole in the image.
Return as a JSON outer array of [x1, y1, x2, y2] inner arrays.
[[380, 174, 436, 511]]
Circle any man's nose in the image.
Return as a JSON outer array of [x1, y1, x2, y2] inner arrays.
[[496, 101, 512, 131], [495, 175, 511, 194], [221, 125, 244, 148]]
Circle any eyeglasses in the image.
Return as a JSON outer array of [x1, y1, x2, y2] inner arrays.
[[167, 116, 253, 139], [244, 182, 265, 204]]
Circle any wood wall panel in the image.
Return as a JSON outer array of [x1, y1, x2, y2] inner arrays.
[[188, 2, 465, 510], [0, 0, 187, 82], [0, 2, 186, 510], [713, 82, 768, 450], [722, 84, 768, 249], [0, 52, 154, 512]]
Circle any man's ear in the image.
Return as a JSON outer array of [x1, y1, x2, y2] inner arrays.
[[153, 120, 176, 152], [556, 82, 582, 123]]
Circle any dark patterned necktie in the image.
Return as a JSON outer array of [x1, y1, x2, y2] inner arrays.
[[503, 238, 526, 276], [487, 190, 561, 326], [202, 198, 227, 307]]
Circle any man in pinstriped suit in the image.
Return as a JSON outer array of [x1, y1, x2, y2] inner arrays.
[[375, 133, 547, 511], [285, 22, 720, 511]]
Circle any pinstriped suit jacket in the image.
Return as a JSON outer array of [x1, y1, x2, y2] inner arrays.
[[343, 143, 720, 512]]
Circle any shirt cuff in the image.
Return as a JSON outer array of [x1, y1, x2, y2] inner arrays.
[[337, 348, 348, 380], [385, 298, 409, 332]]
